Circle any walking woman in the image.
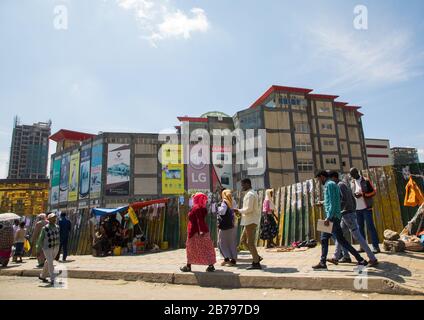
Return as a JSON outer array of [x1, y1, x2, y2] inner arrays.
[[260, 189, 278, 248], [180, 193, 216, 272], [217, 189, 238, 266]]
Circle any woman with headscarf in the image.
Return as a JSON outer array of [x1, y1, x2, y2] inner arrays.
[[260, 189, 279, 248], [0, 222, 14, 267], [180, 193, 216, 272], [217, 189, 238, 266]]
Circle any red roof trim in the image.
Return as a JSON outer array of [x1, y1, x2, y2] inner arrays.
[[345, 106, 362, 110], [177, 117, 208, 123], [366, 145, 388, 149], [250, 85, 313, 108], [307, 94, 339, 100], [49, 129, 96, 142], [334, 102, 349, 106]]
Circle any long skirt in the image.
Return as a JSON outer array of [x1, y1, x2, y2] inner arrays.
[[218, 228, 238, 260], [260, 213, 278, 240], [186, 232, 216, 266]]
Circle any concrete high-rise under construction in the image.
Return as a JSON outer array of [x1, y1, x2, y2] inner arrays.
[[7, 117, 51, 179]]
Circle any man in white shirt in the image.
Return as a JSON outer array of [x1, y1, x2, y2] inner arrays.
[[234, 179, 262, 270]]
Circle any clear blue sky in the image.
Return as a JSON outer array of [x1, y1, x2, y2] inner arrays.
[[1, 0, 423, 178]]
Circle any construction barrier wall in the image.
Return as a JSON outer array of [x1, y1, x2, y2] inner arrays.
[[24, 164, 423, 254]]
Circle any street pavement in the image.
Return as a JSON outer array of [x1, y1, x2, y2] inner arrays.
[[1, 246, 423, 295]]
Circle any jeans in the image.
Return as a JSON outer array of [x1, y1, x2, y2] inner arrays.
[[240, 224, 260, 263], [320, 217, 364, 264], [334, 212, 376, 261], [356, 208, 380, 250]]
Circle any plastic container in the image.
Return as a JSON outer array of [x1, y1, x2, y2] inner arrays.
[[113, 246, 122, 256]]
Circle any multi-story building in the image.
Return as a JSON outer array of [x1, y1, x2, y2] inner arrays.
[[0, 179, 49, 215], [49, 130, 164, 211], [233, 85, 368, 188], [8, 118, 51, 179], [391, 147, 420, 166], [365, 139, 393, 168]]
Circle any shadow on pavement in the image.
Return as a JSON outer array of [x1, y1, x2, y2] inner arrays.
[[367, 261, 412, 284]]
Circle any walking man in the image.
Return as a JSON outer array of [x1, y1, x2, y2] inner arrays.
[[37, 213, 60, 285], [31, 214, 47, 267], [234, 179, 262, 270], [327, 171, 378, 267], [56, 212, 71, 262], [313, 170, 368, 270], [350, 168, 381, 253]]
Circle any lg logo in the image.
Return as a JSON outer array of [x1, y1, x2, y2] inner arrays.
[[354, 5, 368, 30]]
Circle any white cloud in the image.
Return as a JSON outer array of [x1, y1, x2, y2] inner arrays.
[[116, 0, 209, 46], [0, 151, 9, 179], [309, 27, 424, 90]]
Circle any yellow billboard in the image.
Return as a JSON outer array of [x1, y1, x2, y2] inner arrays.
[[161, 145, 184, 195], [68, 152, 80, 202]]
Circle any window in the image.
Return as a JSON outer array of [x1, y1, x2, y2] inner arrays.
[[321, 123, 333, 130], [292, 104, 307, 111], [297, 160, 314, 172], [323, 139, 335, 146], [296, 141, 312, 152], [295, 123, 310, 133], [325, 158, 337, 165], [319, 106, 330, 113]]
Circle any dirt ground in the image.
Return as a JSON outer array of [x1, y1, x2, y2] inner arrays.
[[1, 276, 423, 300]]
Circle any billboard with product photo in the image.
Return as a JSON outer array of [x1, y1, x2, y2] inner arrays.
[[59, 153, 70, 203], [90, 143, 103, 199], [161, 144, 185, 195], [79, 145, 91, 200], [106, 144, 131, 196], [187, 144, 210, 193], [212, 145, 233, 191], [50, 157, 61, 206], [68, 152, 80, 202]]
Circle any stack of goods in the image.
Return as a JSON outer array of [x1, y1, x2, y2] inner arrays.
[[383, 230, 405, 252]]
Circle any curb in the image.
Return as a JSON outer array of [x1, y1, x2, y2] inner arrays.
[[1, 268, 423, 296]]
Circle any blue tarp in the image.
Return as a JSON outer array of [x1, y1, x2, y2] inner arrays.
[[92, 206, 128, 217]]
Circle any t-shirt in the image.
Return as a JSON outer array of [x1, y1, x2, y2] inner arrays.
[[354, 178, 367, 210]]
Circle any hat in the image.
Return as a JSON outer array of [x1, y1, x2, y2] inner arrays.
[[38, 213, 46, 220], [47, 213, 57, 220]]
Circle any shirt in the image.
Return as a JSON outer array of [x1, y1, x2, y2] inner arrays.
[[354, 178, 367, 210], [324, 180, 342, 220], [14, 228, 26, 243], [239, 189, 261, 226]]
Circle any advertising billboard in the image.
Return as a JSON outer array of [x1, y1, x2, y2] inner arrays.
[[90, 143, 103, 199], [59, 153, 70, 203], [212, 145, 233, 191], [79, 145, 91, 200], [68, 152, 80, 202], [106, 144, 131, 196], [161, 144, 185, 195], [187, 144, 210, 193], [50, 157, 61, 206]]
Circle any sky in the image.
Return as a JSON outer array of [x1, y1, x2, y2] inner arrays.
[[1, 0, 423, 178]]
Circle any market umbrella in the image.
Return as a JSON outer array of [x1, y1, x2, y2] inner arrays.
[[0, 213, 21, 222]]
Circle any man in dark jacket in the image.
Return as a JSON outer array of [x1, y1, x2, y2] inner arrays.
[[56, 212, 71, 262], [350, 168, 381, 253]]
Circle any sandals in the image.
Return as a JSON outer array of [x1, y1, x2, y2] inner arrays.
[[180, 265, 192, 272]]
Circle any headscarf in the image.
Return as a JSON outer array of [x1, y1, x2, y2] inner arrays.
[[37, 213, 46, 222], [192, 193, 208, 209], [265, 189, 275, 210], [221, 189, 233, 209]]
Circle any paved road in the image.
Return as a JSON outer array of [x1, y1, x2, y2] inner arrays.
[[1, 276, 423, 300]]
